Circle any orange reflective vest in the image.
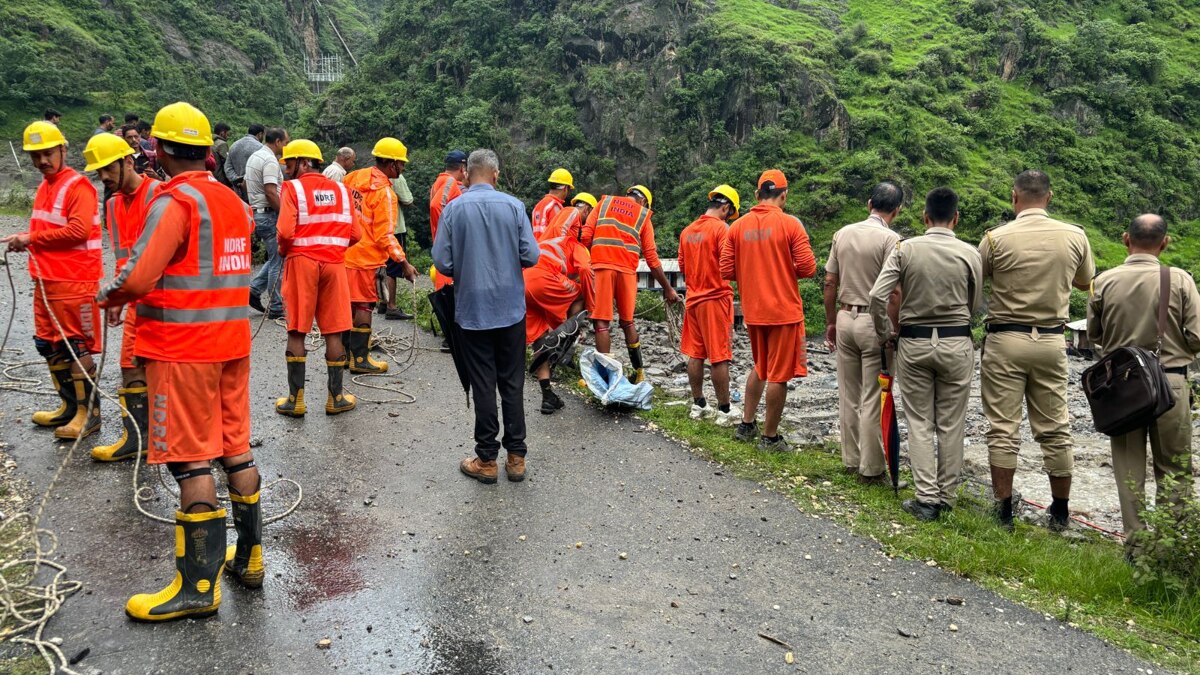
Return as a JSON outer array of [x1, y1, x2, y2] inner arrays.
[[106, 177, 160, 274], [429, 172, 462, 242], [539, 206, 583, 242], [531, 194, 563, 239], [134, 173, 253, 361], [586, 195, 651, 271], [29, 167, 103, 281], [280, 173, 354, 263]]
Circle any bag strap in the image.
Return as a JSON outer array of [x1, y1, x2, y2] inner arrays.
[[1156, 264, 1169, 356]]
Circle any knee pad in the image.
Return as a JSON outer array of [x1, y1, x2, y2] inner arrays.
[[34, 337, 59, 358], [352, 302, 374, 314], [220, 459, 257, 476], [168, 463, 213, 487], [68, 337, 90, 358]]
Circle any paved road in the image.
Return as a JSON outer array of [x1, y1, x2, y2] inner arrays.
[[0, 227, 1151, 673]]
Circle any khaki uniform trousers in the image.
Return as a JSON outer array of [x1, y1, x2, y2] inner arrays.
[[1110, 373, 1195, 543], [837, 309, 884, 476], [980, 331, 1073, 476], [897, 335, 973, 507]]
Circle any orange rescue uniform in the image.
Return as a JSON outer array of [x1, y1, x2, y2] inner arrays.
[[344, 167, 406, 303], [28, 166, 103, 354], [678, 214, 734, 364], [531, 194, 564, 240], [720, 203, 817, 382], [428, 172, 462, 290], [106, 177, 160, 368], [100, 171, 253, 464], [539, 205, 584, 243], [524, 235, 594, 344], [277, 172, 361, 335], [581, 195, 661, 324]]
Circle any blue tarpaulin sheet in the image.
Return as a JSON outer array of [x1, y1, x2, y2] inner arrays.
[[579, 348, 653, 410]]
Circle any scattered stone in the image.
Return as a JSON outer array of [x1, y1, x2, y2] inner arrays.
[[897, 627, 917, 639], [518, 535, 527, 542], [946, 596, 965, 606], [317, 638, 332, 649], [728, 573, 738, 580], [804, 554, 812, 560], [523, 616, 534, 624], [670, 601, 679, 608], [785, 651, 795, 664], [949, 624, 959, 632], [619, 552, 628, 560]]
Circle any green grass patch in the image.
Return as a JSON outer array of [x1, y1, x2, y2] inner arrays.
[[641, 400, 1200, 673]]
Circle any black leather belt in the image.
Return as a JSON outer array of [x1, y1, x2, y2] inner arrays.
[[1165, 366, 1188, 376], [899, 325, 972, 339], [841, 304, 868, 312], [986, 323, 1065, 335]]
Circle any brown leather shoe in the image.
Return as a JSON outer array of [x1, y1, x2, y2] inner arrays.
[[505, 454, 526, 482], [460, 457, 498, 484]]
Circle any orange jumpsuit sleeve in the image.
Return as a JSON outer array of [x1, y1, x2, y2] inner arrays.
[[677, 229, 688, 279], [719, 226, 736, 281], [99, 198, 190, 307], [571, 242, 595, 312], [29, 182, 98, 249], [348, 204, 362, 247], [581, 206, 599, 249], [377, 189, 405, 261], [791, 220, 817, 279], [641, 217, 661, 269], [276, 183, 299, 256]]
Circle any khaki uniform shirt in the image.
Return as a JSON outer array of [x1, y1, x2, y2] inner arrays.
[[827, 214, 901, 307], [869, 228, 983, 340], [1087, 253, 1200, 369], [979, 208, 1094, 326]]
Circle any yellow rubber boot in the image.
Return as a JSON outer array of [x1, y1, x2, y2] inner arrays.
[[225, 486, 264, 588], [274, 354, 307, 417], [32, 362, 75, 427], [325, 357, 357, 415], [91, 386, 148, 462], [54, 372, 101, 440], [349, 326, 388, 374], [126, 509, 226, 622]]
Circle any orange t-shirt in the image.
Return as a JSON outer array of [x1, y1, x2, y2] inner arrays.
[[678, 214, 732, 306], [540, 205, 583, 242], [720, 203, 817, 325], [429, 172, 463, 242]]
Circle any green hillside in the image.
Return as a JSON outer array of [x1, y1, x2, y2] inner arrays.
[[309, 0, 1200, 279], [0, 0, 378, 144]]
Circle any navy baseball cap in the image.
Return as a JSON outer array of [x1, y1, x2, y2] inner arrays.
[[445, 150, 468, 165]]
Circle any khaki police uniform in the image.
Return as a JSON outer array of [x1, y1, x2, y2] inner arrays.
[[979, 208, 1094, 476], [869, 228, 983, 507], [827, 214, 901, 476], [1087, 253, 1200, 543]]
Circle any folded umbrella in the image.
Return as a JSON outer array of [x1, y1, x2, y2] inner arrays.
[[428, 285, 471, 407], [878, 346, 901, 495]]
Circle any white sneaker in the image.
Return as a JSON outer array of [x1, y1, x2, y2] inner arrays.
[[689, 404, 714, 420], [714, 405, 743, 427]]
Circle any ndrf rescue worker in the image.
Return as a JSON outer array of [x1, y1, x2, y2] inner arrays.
[[274, 140, 362, 417], [979, 170, 1094, 531], [524, 229, 594, 414], [720, 170, 818, 452], [531, 168, 573, 239], [343, 138, 417, 374], [869, 187, 983, 521], [581, 185, 679, 383], [98, 102, 265, 621], [679, 185, 741, 426], [84, 133, 160, 461], [1088, 214, 1200, 552], [3, 121, 104, 441], [428, 150, 467, 293], [539, 193, 597, 242], [824, 181, 903, 484]]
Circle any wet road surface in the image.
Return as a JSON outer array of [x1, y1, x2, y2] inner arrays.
[[0, 226, 1152, 673]]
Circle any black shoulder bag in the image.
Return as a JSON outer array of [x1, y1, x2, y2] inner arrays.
[[1082, 265, 1176, 437]]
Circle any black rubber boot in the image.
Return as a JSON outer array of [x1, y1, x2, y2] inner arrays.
[[349, 326, 388, 374], [91, 386, 147, 462], [32, 361, 76, 428], [628, 342, 645, 384], [54, 370, 100, 440], [126, 508, 226, 621], [994, 497, 1015, 532], [325, 356, 357, 414], [275, 353, 306, 417], [226, 483, 265, 588]]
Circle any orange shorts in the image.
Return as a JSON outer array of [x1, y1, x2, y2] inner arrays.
[[346, 266, 379, 304], [681, 296, 733, 363], [524, 267, 580, 344], [120, 305, 137, 369], [747, 322, 808, 383], [144, 357, 250, 465], [282, 256, 352, 335], [592, 268, 637, 323], [33, 281, 102, 354]]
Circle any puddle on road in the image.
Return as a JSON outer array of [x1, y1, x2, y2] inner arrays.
[[271, 510, 378, 611]]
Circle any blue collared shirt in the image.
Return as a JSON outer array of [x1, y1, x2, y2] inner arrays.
[[432, 183, 539, 330]]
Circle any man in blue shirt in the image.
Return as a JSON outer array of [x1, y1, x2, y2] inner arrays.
[[433, 149, 540, 483]]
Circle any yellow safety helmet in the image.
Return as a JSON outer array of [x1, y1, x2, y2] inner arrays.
[[627, 184, 653, 209], [429, 264, 439, 284], [571, 192, 598, 209], [372, 137, 409, 162], [707, 184, 741, 220], [150, 102, 213, 146], [282, 139, 324, 163], [22, 121, 67, 152], [83, 133, 135, 172], [547, 168, 574, 189]]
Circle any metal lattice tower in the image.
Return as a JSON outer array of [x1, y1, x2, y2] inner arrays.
[[304, 54, 344, 94]]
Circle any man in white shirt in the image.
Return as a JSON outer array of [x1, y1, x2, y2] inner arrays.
[[323, 147, 356, 183], [245, 127, 289, 318]]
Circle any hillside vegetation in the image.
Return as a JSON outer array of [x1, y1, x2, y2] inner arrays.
[[309, 0, 1199, 281], [0, 0, 378, 145]]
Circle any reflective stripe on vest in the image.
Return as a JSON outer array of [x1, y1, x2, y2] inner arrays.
[[540, 236, 569, 274], [292, 179, 353, 226], [137, 304, 248, 323], [108, 180, 158, 266], [31, 174, 93, 226], [293, 236, 351, 247], [440, 177, 454, 206]]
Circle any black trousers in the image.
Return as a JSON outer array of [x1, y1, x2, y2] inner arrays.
[[460, 319, 527, 461]]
